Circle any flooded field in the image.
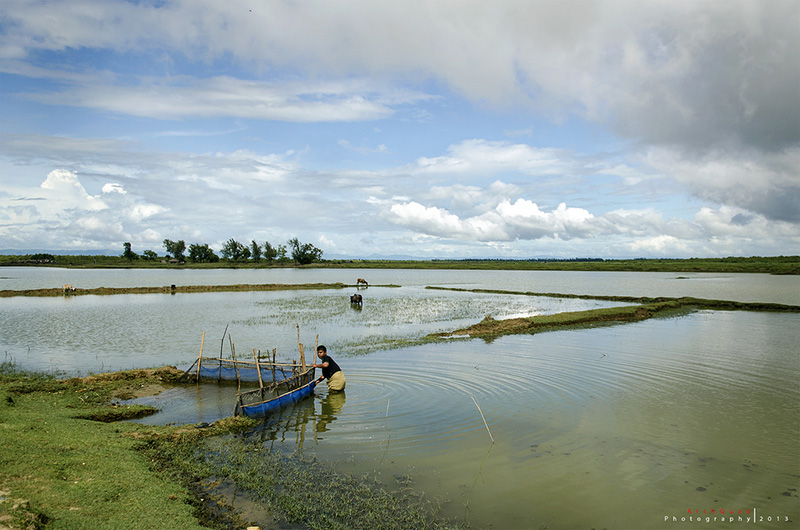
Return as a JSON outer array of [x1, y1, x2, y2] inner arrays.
[[1, 268, 798, 528]]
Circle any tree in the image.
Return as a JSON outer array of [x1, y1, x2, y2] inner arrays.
[[122, 242, 138, 263], [287, 237, 323, 265], [188, 243, 219, 263], [250, 240, 262, 262], [263, 241, 277, 262], [220, 238, 250, 261], [141, 250, 158, 261], [163, 239, 186, 261]]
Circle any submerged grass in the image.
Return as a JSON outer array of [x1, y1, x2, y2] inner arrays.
[[176, 439, 463, 530]]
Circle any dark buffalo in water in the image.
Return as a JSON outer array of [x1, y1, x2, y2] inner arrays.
[[350, 293, 363, 306]]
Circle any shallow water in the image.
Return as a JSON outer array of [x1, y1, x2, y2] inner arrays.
[[2, 268, 798, 528], [239, 312, 800, 529], [2, 266, 799, 304]]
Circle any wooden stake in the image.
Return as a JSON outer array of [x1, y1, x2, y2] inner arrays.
[[230, 336, 241, 392], [253, 348, 264, 388], [218, 324, 228, 381], [299, 343, 306, 371], [196, 331, 205, 382]]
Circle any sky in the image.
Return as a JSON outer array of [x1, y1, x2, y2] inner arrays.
[[1, 0, 798, 259]]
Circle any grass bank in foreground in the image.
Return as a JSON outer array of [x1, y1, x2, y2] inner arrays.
[[0, 365, 462, 530], [427, 287, 800, 340]]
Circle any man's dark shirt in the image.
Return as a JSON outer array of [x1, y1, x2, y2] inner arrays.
[[320, 355, 341, 379]]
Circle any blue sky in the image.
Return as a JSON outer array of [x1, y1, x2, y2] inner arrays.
[[1, 0, 798, 259]]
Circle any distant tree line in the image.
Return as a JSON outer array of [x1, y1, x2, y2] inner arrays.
[[121, 237, 323, 265]]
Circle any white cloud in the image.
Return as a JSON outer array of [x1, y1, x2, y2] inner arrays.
[[414, 140, 568, 176], [4, 0, 796, 149], [14, 69, 431, 123], [40, 169, 107, 212], [389, 199, 603, 242], [102, 182, 127, 194]]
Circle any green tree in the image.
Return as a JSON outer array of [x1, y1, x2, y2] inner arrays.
[[122, 242, 138, 263], [29, 253, 56, 263], [250, 240, 262, 262], [141, 250, 158, 261], [220, 238, 250, 261], [188, 243, 219, 263], [263, 241, 277, 262], [287, 237, 323, 265], [162, 239, 186, 261]]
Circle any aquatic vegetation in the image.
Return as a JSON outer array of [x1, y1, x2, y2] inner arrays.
[[238, 288, 622, 356], [189, 439, 463, 530]]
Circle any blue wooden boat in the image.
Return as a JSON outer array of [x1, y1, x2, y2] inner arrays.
[[233, 368, 318, 418]]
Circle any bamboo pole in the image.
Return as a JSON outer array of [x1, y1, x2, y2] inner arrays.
[[271, 348, 276, 382], [297, 322, 306, 371], [314, 334, 319, 373], [230, 336, 241, 392], [471, 395, 494, 444], [196, 331, 205, 382], [253, 348, 264, 388], [218, 325, 228, 381]]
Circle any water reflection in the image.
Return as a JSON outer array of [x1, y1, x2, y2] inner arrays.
[[316, 391, 346, 433]]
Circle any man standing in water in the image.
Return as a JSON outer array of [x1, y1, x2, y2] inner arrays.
[[311, 345, 346, 392]]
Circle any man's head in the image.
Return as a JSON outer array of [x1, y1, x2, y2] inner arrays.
[[317, 345, 326, 358]]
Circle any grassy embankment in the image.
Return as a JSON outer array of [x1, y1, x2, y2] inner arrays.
[[0, 282, 351, 298], [425, 286, 800, 339], [0, 366, 462, 530], [2, 254, 798, 274]]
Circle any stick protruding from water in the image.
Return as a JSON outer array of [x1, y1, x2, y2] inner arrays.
[[471, 395, 494, 444]]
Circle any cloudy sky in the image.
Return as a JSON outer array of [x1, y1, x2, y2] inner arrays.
[[1, 0, 798, 259]]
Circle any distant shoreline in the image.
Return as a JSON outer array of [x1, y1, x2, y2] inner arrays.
[[1, 255, 798, 274]]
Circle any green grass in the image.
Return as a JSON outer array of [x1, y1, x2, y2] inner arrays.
[[0, 365, 465, 529], [0, 367, 216, 529], [2, 254, 798, 274]]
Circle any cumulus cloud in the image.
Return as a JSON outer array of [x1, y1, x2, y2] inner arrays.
[[389, 199, 606, 242], [102, 182, 127, 194], [40, 169, 107, 212]]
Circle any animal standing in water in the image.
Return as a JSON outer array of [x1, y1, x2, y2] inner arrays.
[[356, 278, 368, 286], [350, 293, 363, 306]]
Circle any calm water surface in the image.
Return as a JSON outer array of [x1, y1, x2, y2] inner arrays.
[[2, 268, 798, 529], [2, 266, 799, 304]]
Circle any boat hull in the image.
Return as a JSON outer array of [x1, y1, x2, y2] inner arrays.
[[239, 379, 316, 417], [233, 368, 317, 418]]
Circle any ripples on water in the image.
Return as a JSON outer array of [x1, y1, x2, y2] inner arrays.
[[3, 269, 798, 529], [234, 311, 799, 530], [133, 312, 800, 529]]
